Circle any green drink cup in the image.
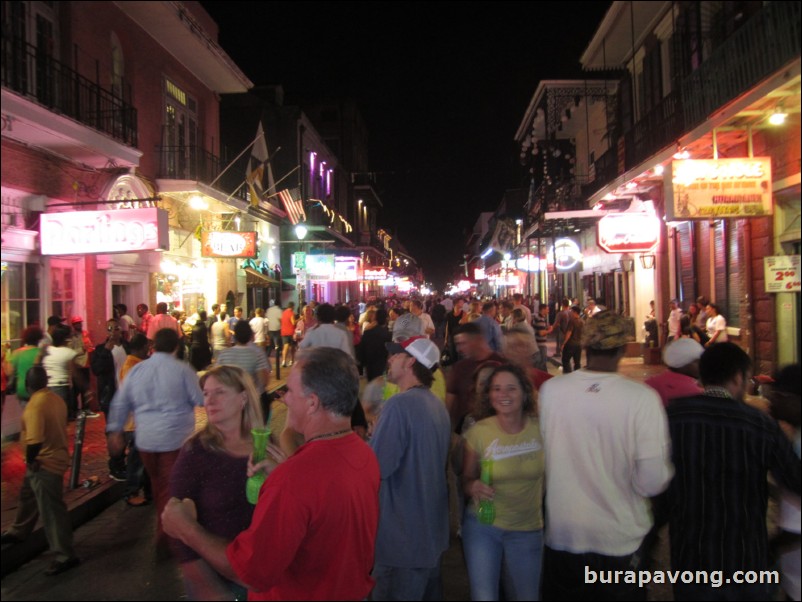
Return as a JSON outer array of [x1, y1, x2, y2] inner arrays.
[[246, 427, 271, 505]]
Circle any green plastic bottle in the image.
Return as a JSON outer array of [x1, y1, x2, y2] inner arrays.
[[477, 458, 496, 525]]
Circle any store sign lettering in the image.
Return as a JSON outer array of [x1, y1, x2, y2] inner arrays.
[[40, 208, 169, 255], [667, 158, 773, 220], [201, 232, 257, 258], [364, 268, 388, 280], [597, 214, 660, 254]]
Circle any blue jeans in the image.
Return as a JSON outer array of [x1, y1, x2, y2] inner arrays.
[[462, 512, 543, 601], [370, 560, 443, 601]]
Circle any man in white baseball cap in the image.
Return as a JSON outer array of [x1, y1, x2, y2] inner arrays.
[[370, 335, 451, 599], [645, 337, 704, 407]]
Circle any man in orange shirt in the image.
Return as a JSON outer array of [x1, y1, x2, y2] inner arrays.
[[280, 301, 297, 367]]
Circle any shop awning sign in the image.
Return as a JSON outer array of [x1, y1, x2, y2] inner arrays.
[[597, 214, 660, 254], [40, 208, 169, 255], [201, 231, 257, 258], [667, 158, 773, 220]]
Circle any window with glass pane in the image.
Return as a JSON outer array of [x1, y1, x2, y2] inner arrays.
[[1, 262, 41, 350], [51, 266, 75, 322]]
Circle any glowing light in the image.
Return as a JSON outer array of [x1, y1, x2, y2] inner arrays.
[[189, 195, 207, 210], [768, 108, 787, 126]]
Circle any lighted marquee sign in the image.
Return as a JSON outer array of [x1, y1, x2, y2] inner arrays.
[[363, 268, 389, 281], [40, 208, 169, 255], [597, 213, 661, 254], [547, 238, 582, 271], [515, 254, 547, 272], [305, 254, 336, 280], [667, 158, 773, 220], [473, 268, 486, 280], [333, 257, 359, 282], [201, 231, 257, 258]]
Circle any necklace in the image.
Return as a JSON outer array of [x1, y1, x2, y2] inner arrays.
[[305, 429, 351, 444]]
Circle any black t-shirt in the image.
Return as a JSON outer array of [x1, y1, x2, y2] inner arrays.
[[445, 310, 464, 340]]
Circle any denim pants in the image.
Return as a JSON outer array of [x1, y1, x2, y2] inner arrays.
[[370, 559, 443, 601], [462, 512, 543, 601]]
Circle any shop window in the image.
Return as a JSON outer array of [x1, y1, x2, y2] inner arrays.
[[50, 265, 75, 322], [1, 261, 41, 349], [674, 223, 696, 304]]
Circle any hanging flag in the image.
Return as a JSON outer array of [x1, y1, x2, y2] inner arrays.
[[278, 187, 307, 225], [245, 122, 275, 207]]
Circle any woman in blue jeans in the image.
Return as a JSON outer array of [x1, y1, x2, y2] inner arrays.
[[462, 363, 545, 601]]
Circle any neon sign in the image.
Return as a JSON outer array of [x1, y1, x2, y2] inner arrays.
[[548, 238, 582, 271], [40, 208, 168, 255], [597, 214, 660, 253]]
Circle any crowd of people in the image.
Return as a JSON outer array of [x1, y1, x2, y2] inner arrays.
[[1, 292, 799, 602]]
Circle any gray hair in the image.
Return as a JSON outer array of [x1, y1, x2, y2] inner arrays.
[[297, 347, 359, 417]]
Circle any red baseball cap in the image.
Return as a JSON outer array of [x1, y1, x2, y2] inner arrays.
[[70, 315, 84, 324]]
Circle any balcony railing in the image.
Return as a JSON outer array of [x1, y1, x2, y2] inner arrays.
[[157, 146, 221, 184], [588, 0, 800, 195], [1, 37, 137, 147], [683, 1, 801, 129]]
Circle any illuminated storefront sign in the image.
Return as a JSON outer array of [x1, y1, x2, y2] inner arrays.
[[597, 213, 661, 253], [333, 257, 359, 282], [667, 158, 773, 220], [515, 255, 547, 272], [474, 268, 486, 280], [364, 268, 388, 280], [201, 231, 257, 258], [304, 254, 336, 280], [41, 208, 169, 255], [547, 238, 582, 271]]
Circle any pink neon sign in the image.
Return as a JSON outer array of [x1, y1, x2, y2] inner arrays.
[[40, 208, 169, 255]]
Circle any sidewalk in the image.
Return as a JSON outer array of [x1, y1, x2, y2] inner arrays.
[[0, 371, 290, 577]]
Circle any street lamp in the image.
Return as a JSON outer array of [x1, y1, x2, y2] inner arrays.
[[294, 223, 308, 240]]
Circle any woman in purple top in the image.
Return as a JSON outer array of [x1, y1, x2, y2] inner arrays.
[[169, 365, 264, 600]]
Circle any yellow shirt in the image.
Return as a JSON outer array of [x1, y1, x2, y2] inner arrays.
[[22, 388, 70, 475], [382, 368, 447, 403], [463, 415, 545, 531], [119, 354, 145, 431]]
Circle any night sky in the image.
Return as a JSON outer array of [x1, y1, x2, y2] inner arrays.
[[200, 1, 612, 289]]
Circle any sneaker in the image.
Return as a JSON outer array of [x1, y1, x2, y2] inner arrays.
[[45, 557, 80, 576], [109, 470, 127, 482], [84, 411, 101, 419]]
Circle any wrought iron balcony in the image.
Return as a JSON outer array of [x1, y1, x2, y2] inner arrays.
[[1, 36, 137, 147], [587, 0, 800, 195], [156, 145, 221, 184]]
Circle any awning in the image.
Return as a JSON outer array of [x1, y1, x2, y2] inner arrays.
[[244, 267, 279, 287]]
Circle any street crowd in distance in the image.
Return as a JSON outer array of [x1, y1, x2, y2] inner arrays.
[[2, 294, 800, 601]]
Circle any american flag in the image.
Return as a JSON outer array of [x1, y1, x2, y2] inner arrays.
[[278, 188, 306, 225]]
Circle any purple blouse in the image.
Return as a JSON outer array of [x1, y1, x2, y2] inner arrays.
[[169, 436, 254, 563]]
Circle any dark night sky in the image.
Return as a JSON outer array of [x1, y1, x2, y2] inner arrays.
[[200, 1, 612, 289]]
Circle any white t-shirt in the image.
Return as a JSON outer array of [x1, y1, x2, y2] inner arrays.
[[249, 316, 267, 344], [706, 314, 728, 343], [417, 312, 435, 338], [539, 369, 673, 556], [667, 308, 682, 338], [42, 345, 78, 387]]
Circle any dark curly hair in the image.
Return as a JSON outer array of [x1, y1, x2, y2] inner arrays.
[[476, 363, 537, 420]]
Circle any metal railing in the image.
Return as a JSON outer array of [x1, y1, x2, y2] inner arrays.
[[587, 1, 801, 195], [156, 145, 221, 184], [1, 37, 137, 147]]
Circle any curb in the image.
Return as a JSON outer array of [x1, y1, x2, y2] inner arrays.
[[1, 480, 126, 578]]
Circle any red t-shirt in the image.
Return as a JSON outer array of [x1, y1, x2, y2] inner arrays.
[[227, 433, 379, 601], [280, 308, 296, 337]]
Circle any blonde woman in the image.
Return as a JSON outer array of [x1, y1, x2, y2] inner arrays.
[[169, 365, 274, 601]]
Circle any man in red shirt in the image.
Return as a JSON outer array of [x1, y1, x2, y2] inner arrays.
[[280, 301, 296, 367], [162, 347, 379, 601]]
